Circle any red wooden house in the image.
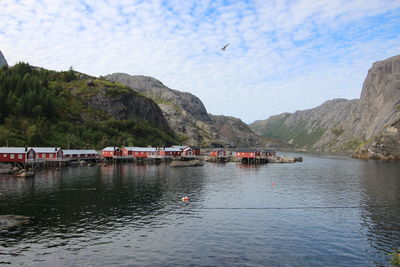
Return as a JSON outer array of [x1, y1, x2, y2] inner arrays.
[[233, 148, 262, 158], [160, 147, 182, 157], [0, 147, 35, 163], [182, 146, 195, 157], [190, 146, 201, 156], [30, 147, 63, 161], [101, 147, 122, 159], [122, 147, 158, 158], [210, 148, 226, 157]]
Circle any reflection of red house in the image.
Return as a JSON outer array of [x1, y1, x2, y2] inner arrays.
[[0, 147, 35, 163], [122, 147, 157, 158], [210, 148, 226, 157], [160, 147, 182, 157], [101, 147, 122, 158], [233, 148, 261, 158], [31, 147, 63, 161]]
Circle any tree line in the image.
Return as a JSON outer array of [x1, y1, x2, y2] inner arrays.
[[0, 63, 177, 148]]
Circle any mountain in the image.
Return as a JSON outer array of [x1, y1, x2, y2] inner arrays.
[[0, 63, 177, 148], [249, 55, 400, 159], [209, 114, 262, 147], [250, 99, 358, 149], [0, 51, 7, 67], [105, 73, 270, 148]]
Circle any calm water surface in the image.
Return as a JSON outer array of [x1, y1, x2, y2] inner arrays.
[[1, 152, 400, 266]]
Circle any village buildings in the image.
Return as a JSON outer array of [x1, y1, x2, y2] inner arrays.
[[0, 145, 277, 166]]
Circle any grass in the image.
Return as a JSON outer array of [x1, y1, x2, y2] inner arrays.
[[260, 117, 326, 148]]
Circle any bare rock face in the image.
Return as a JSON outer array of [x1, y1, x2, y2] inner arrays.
[[209, 114, 261, 147], [250, 55, 400, 159], [105, 73, 268, 147], [347, 55, 400, 139], [0, 50, 8, 67], [86, 89, 170, 129], [105, 74, 210, 122]]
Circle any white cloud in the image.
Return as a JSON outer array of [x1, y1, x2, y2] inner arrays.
[[0, 0, 399, 123]]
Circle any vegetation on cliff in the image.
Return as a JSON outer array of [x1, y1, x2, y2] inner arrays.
[[0, 63, 178, 148]]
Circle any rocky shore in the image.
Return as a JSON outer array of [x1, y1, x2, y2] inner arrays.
[[0, 215, 29, 231]]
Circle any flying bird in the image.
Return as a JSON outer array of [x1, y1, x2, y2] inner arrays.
[[221, 43, 230, 51]]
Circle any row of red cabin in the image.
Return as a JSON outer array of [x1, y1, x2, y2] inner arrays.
[[0, 147, 99, 163], [0, 146, 276, 163], [101, 146, 201, 159]]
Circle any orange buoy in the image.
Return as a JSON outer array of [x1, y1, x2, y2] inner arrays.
[[181, 196, 190, 202], [271, 182, 276, 187]]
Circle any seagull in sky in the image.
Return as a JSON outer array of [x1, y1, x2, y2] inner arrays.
[[221, 43, 229, 51]]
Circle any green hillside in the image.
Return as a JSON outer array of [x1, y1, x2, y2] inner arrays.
[[256, 116, 325, 148], [0, 63, 178, 148]]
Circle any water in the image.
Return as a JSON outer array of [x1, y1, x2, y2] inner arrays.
[[0, 153, 399, 266]]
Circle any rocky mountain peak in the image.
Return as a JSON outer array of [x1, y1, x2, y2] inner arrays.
[[0, 51, 8, 67], [105, 72, 211, 124], [106, 73, 165, 91], [105, 72, 270, 147]]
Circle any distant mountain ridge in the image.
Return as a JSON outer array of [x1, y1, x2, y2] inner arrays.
[[250, 55, 400, 159], [105, 73, 274, 148]]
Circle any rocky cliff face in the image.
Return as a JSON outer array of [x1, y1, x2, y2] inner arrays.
[[250, 99, 358, 149], [209, 115, 261, 147], [85, 87, 170, 129], [105, 73, 267, 147], [250, 55, 400, 159], [348, 55, 400, 159], [0, 51, 8, 67]]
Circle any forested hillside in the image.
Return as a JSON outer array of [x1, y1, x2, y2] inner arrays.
[[0, 63, 178, 148]]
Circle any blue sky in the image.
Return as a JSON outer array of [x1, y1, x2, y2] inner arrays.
[[1, 0, 400, 123]]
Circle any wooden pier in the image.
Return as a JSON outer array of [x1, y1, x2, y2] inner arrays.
[[240, 157, 268, 164]]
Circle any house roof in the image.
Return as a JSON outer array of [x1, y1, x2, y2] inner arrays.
[[0, 147, 32, 153], [63, 150, 98, 155], [123, 147, 157, 152], [171, 145, 187, 150], [102, 147, 119, 151], [30, 147, 61, 153], [163, 147, 182, 152]]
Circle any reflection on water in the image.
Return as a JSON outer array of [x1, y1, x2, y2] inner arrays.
[[0, 154, 400, 266]]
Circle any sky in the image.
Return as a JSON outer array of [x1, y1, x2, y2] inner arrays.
[[1, 0, 400, 123]]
